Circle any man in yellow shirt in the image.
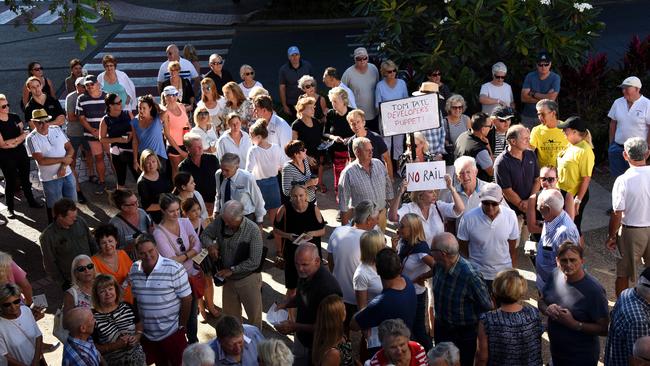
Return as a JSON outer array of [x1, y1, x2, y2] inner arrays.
[[530, 99, 568, 167]]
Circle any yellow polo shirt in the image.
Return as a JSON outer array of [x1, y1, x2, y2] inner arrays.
[[557, 140, 595, 196], [530, 123, 569, 167]]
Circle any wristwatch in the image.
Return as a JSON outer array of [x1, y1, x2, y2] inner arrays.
[[574, 197, 582, 205]]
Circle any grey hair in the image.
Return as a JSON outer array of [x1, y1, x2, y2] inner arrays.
[[378, 318, 411, 347], [506, 124, 528, 145], [427, 342, 460, 365], [624, 136, 648, 162], [223, 200, 244, 220], [239, 64, 254, 79], [454, 156, 477, 176], [536, 99, 559, 116], [633, 336, 650, 361], [354, 199, 380, 224], [71, 254, 93, 286], [0, 283, 21, 304], [352, 136, 371, 155], [537, 189, 564, 213], [248, 86, 269, 100], [257, 339, 294, 366], [492, 62, 507, 76], [297, 75, 317, 90], [433, 232, 459, 256], [295, 243, 319, 261], [182, 343, 215, 366], [208, 53, 222, 63], [328, 86, 349, 106], [445, 94, 466, 113], [220, 152, 240, 167], [183, 132, 203, 149]]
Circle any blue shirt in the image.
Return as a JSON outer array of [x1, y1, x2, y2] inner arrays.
[[354, 276, 417, 333], [535, 211, 580, 290], [62, 336, 101, 366], [521, 71, 561, 117], [131, 116, 168, 159], [209, 324, 264, 366], [605, 288, 650, 366]]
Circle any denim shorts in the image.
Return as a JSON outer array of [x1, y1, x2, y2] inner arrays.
[[42, 174, 77, 208]]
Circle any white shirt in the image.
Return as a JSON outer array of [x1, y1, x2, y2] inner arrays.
[[327, 225, 364, 304], [339, 82, 357, 109], [479, 81, 514, 115], [238, 81, 263, 98], [190, 125, 219, 153], [217, 130, 252, 168], [197, 98, 227, 134], [353, 263, 383, 302], [157, 57, 199, 82], [214, 169, 266, 222], [398, 242, 431, 294], [612, 165, 650, 226], [245, 144, 285, 180], [0, 306, 42, 365], [267, 113, 292, 157], [457, 205, 519, 280], [25, 126, 72, 182], [608, 95, 650, 144], [397, 201, 459, 244]]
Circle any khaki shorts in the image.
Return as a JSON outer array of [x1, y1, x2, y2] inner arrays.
[[616, 225, 650, 278]]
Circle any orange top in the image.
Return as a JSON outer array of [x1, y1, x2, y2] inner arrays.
[[167, 106, 189, 146], [92, 250, 134, 304]]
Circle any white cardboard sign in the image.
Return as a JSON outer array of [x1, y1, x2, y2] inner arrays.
[[405, 161, 447, 191], [379, 93, 440, 137]]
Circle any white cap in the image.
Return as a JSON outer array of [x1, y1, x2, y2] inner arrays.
[[619, 76, 642, 89]]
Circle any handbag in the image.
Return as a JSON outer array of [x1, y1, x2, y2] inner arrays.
[[53, 288, 77, 343]]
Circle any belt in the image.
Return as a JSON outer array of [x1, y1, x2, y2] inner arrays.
[[622, 224, 650, 229]]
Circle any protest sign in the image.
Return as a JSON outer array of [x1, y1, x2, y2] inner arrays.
[[405, 161, 447, 191], [379, 93, 440, 136]]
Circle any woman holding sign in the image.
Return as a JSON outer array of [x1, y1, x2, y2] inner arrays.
[[375, 60, 409, 165]]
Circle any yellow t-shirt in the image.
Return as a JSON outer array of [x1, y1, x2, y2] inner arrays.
[[530, 123, 569, 167], [557, 140, 595, 196]]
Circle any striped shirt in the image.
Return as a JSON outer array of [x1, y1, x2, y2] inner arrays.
[[338, 158, 394, 212], [129, 256, 191, 341], [281, 158, 315, 202], [76, 92, 107, 138], [156, 58, 199, 83], [430, 256, 493, 326]]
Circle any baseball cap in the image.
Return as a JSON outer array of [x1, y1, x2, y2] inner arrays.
[[479, 183, 503, 203], [492, 106, 515, 120], [354, 47, 368, 59], [618, 76, 642, 89], [75, 77, 85, 86], [287, 46, 300, 56], [162, 85, 179, 96], [83, 74, 97, 85], [557, 116, 587, 132], [537, 50, 551, 62]]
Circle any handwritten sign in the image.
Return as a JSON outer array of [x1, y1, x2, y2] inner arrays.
[[379, 93, 440, 137], [405, 161, 447, 191]]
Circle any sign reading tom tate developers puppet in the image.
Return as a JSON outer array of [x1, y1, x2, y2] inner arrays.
[[379, 93, 440, 137]]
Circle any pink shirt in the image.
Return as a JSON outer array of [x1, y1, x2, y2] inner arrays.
[[153, 218, 201, 275]]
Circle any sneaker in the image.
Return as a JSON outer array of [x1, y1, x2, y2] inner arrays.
[[77, 190, 87, 204], [94, 182, 106, 195]]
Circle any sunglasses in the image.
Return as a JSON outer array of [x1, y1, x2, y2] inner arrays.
[[303, 84, 314, 89], [482, 201, 500, 207], [165, 93, 179, 97], [537, 62, 550, 67], [111, 100, 122, 105], [32, 67, 43, 71], [176, 237, 187, 252], [355, 56, 368, 62], [541, 177, 556, 182], [244, 72, 255, 76], [450, 106, 463, 110], [75, 263, 95, 273], [0, 104, 8, 109], [386, 69, 397, 74], [1, 299, 20, 308], [494, 75, 506, 80], [210, 59, 225, 65]]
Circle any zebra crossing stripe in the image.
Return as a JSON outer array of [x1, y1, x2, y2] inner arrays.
[[0, 5, 33, 24], [32, 5, 63, 24]]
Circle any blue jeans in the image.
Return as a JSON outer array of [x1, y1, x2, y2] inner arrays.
[[608, 142, 629, 178], [42, 174, 77, 208]]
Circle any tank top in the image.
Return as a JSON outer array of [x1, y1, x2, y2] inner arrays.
[[314, 95, 325, 121], [131, 116, 167, 159], [104, 111, 132, 150], [166, 105, 188, 146], [280, 202, 324, 247]]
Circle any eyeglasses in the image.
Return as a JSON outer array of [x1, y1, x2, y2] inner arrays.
[[0, 104, 8, 109], [111, 100, 122, 105], [165, 94, 179, 97], [541, 177, 556, 182], [494, 75, 506, 80], [482, 201, 500, 207], [244, 72, 255, 76], [75, 263, 95, 273], [210, 59, 225, 65], [122, 201, 138, 207], [386, 69, 397, 74], [355, 56, 368, 62], [303, 84, 314, 89], [32, 67, 43, 71], [176, 237, 187, 252], [537, 62, 550, 67], [450, 106, 463, 110], [1, 299, 20, 308]]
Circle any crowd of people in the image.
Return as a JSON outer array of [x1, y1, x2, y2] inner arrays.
[[0, 43, 649, 366]]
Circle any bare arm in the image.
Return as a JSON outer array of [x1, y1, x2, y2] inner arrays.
[[609, 119, 617, 144], [508, 239, 517, 268], [389, 180, 406, 222], [131, 124, 140, 171], [178, 294, 192, 327], [475, 321, 489, 366], [527, 195, 542, 234], [564, 191, 575, 220], [606, 210, 623, 250], [502, 187, 526, 212], [382, 151, 394, 179], [279, 84, 288, 110], [355, 290, 369, 310]]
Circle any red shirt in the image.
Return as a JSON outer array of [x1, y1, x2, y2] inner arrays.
[[369, 341, 428, 366]]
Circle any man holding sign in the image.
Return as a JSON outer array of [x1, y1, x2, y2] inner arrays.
[[338, 137, 394, 231]]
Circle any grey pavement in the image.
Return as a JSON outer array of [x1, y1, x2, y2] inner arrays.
[[109, 0, 255, 25]]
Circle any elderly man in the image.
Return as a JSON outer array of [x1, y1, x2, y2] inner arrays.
[[341, 47, 381, 132], [607, 137, 650, 296], [346, 108, 393, 178], [65, 77, 91, 203], [201, 200, 264, 329], [24, 76, 65, 128], [608, 76, 650, 177], [182, 344, 215, 366], [454, 113, 494, 182], [427, 342, 461, 366], [213, 153, 266, 226], [338, 136, 394, 230], [209, 315, 264, 366], [327, 200, 379, 329], [633, 337, 650, 366], [457, 183, 519, 282], [440, 156, 491, 230], [486, 106, 514, 159], [530, 99, 568, 168], [157, 44, 199, 93], [429, 233, 492, 366], [252, 95, 292, 153], [479, 62, 515, 115], [278, 46, 313, 118], [323, 66, 356, 108], [534, 189, 580, 290], [605, 268, 650, 366], [62, 307, 102, 366], [520, 50, 561, 129], [129, 233, 192, 365], [40, 198, 97, 290], [179, 133, 219, 214], [494, 124, 540, 248], [205, 53, 234, 93], [276, 243, 342, 366]]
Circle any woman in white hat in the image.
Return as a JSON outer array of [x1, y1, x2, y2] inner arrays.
[[161, 85, 191, 179]]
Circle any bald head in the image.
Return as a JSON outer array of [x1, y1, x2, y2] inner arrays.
[[433, 232, 459, 255], [166, 44, 179, 61], [64, 307, 94, 337]]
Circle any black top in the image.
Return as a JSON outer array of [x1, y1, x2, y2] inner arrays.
[[294, 265, 342, 347], [103, 111, 133, 150], [137, 173, 172, 224], [205, 69, 234, 95], [291, 118, 322, 158], [178, 154, 220, 204], [0, 113, 26, 158], [275, 202, 324, 248], [454, 130, 491, 182], [24, 94, 65, 124], [324, 107, 354, 152], [161, 78, 195, 106], [347, 129, 388, 160]]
